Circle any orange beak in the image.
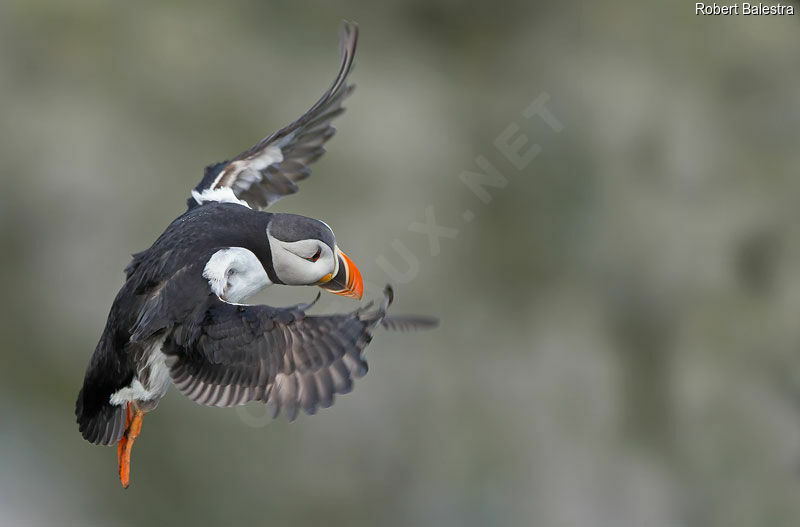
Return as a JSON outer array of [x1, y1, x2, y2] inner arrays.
[[318, 249, 363, 299]]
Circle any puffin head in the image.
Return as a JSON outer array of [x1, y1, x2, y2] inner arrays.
[[266, 213, 363, 299]]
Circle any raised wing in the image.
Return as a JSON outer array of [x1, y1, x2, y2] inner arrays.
[[188, 21, 358, 211], [161, 287, 435, 420]]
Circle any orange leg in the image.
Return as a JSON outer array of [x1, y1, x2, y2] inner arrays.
[[117, 402, 145, 489], [117, 403, 133, 468]]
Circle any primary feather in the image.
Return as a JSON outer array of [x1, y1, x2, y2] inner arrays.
[[188, 22, 358, 211]]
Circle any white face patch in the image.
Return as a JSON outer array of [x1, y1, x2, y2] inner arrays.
[[203, 248, 272, 303], [267, 235, 338, 286]]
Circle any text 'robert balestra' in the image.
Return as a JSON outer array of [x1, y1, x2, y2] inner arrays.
[[696, 3, 795, 15]]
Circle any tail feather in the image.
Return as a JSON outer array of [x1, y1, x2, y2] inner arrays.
[[76, 387, 127, 445], [76, 331, 133, 446]]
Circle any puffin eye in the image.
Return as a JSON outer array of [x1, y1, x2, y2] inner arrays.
[[306, 248, 321, 262]]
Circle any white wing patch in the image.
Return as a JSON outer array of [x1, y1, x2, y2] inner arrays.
[[247, 145, 284, 171], [209, 145, 284, 191], [191, 187, 251, 207]]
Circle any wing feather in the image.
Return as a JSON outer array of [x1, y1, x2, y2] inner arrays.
[[188, 22, 358, 211], [162, 287, 393, 418]]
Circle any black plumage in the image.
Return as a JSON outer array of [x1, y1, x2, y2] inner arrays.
[[163, 292, 389, 415], [76, 201, 430, 444], [78, 204, 273, 444], [75, 22, 437, 454]]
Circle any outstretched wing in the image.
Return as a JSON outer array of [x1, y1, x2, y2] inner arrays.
[[188, 21, 358, 211], [163, 288, 402, 420]]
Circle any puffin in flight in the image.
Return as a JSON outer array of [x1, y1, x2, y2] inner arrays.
[[75, 22, 436, 488]]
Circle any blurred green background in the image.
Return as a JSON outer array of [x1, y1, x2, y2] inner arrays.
[[3, 1, 800, 525]]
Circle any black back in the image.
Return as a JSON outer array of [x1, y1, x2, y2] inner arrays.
[[76, 203, 273, 444]]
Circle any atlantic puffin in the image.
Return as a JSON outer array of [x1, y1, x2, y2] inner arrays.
[[75, 21, 436, 488]]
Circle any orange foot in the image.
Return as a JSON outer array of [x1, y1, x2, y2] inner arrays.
[[117, 402, 145, 489], [116, 403, 132, 470]]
